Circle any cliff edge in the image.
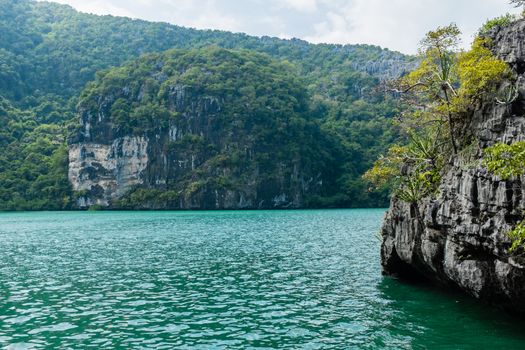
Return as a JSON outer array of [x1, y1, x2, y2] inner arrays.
[[381, 19, 525, 314]]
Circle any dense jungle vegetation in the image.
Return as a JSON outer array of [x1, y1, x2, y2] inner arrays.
[[0, 0, 415, 210]]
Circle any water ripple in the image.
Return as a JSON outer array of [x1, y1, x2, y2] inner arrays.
[[0, 210, 524, 349]]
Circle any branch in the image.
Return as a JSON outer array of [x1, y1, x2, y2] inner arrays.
[[389, 82, 429, 94], [445, 82, 458, 97]]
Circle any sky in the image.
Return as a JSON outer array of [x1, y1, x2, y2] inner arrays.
[[45, 0, 521, 54]]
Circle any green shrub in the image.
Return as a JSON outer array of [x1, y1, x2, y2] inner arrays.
[[507, 220, 525, 253], [483, 141, 525, 179]]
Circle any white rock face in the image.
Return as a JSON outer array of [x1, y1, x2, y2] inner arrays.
[[68, 136, 149, 207]]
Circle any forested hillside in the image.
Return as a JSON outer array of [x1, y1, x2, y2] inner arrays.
[[0, 0, 414, 210], [70, 48, 340, 209]]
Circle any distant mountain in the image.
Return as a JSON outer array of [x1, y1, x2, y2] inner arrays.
[[0, 0, 414, 210], [1, 0, 414, 101]]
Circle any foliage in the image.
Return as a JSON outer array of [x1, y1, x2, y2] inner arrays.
[[395, 24, 462, 154], [80, 48, 309, 134], [395, 172, 438, 204], [365, 21, 510, 204], [364, 128, 445, 203], [365, 24, 463, 204], [478, 14, 517, 36], [0, 97, 73, 210], [316, 96, 402, 207], [0, 0, 413, 210], [484, 141, 525, 179], [507, 220, 525, 254], [79, 48, 341, 207], [392, 25, 509, 153], [363, 145, 407, 191], [0, 0, 414, 103], [456, 38, 511, 99]]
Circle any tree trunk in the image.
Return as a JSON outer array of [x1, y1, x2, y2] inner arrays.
[[443, 88, 458, 154]]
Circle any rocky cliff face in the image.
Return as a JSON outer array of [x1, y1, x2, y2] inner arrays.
[[381, 20, 525, 314], [68, 49, 331, 209], [69, 136, 149, 207]]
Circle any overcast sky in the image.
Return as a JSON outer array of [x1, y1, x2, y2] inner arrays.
[[46, 0, 520, 54]]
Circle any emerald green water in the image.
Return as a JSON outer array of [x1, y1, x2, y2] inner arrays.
[[0, 210, 524, 349]]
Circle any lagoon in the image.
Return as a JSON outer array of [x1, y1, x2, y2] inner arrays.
[[0, 210, 523, 349]]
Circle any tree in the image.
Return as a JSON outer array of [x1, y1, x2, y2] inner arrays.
[[392, 24, 462, 154], [390, 23, 510, 156], [366, 21, 510, 205]]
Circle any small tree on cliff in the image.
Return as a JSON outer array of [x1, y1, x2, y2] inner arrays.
[[365, 22, 510, 204], [391, 23, 509, 154], [392, 24, 462, 154], [364, 25, 462, 205]]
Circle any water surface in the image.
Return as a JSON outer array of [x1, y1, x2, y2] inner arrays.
[[0, 210, 524, 349]]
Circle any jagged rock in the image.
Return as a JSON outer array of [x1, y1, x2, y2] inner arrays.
[[381, 19, 525, 314], [69, 136, 149, 206]]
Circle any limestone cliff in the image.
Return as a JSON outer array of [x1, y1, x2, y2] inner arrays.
[[68, 48, 332, 209], [381, 20, 525, 314], [68, 137, 149, 207]]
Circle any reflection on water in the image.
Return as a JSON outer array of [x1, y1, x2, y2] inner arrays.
[[377, 277, 525, 349]]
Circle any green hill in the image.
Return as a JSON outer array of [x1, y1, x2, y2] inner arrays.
[[0, 0, 414, 210], [70, 48, 337, 209]]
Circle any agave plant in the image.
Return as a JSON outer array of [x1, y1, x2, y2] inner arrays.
[[405, 128, 447, 168], [495, 84, 519, 105], [395, 171, 438, 204]]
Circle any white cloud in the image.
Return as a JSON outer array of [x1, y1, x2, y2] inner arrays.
[[280, 0, 318, 13], [43, 0, 523, 54], [140, 0, 243, 32], [306, 0, 522, 53], [49, 0, 135, 18]]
